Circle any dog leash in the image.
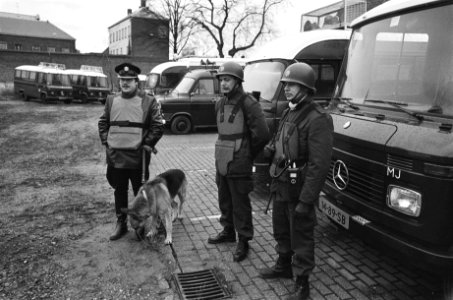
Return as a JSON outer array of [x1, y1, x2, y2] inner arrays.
[[169, 243, 184, 273], [142, 145, 158, 184]]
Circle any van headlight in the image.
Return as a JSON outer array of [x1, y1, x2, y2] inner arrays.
[[387, 185, 421, 217]]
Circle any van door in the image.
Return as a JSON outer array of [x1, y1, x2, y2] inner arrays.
[[189, 78, 217, 127]]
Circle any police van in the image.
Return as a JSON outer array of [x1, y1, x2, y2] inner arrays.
[[155, 69, 220, 134], [243, 29, 351, 192], [14, 62, 73, 103], [144, 57, 247, 96], [65, 65, 110, 104], [320, 0, 453, 297]]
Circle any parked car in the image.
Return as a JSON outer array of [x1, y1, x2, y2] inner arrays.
[[155, 69, 220, 134]]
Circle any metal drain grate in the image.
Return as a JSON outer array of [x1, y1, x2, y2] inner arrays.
[[174, 269, 231, 300]]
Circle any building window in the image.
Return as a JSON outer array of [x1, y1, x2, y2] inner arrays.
[[15, 43, 22, 50], [62, 48, 70, 53], [0, 41, 7, 50], [48, 47, 56, 52], [32, 46, 41, 52]]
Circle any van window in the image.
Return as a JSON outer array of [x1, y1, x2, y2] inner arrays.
[[194, 79, 214, 95], [243, 61, 286, 102], [312, 63, 335, 97], [173, 77, 195, 94], [340, 5, 453, 115], [29, 72, 36, 81]]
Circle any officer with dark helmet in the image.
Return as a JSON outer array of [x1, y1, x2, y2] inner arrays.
[[208, 62, 270, 262], [98, 62, 164, 241], [259, 63, 333, 300]]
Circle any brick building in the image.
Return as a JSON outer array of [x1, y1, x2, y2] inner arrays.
[[0, 12, 76, 53], [108, 1, 169, 60]]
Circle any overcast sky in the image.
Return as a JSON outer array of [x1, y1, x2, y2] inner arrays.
[[0, 0, 338, 54]]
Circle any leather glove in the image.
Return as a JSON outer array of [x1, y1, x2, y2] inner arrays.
[[295, 202, 313, 216]]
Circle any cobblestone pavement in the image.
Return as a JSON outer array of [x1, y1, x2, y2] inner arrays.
[[151, 130, 442, 300]]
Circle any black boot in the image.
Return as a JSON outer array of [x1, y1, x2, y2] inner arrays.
[[207, 228, 236, 244], [259, 254, 293, 279], [287, 276, 309, 300], [233, 238, 249, 262], [109, 218, 128, 241]]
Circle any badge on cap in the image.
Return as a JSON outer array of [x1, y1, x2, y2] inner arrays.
[[124, 66, 129, 72]]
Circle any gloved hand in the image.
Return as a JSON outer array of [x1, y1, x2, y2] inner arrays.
[[295, 202, 313, 216]]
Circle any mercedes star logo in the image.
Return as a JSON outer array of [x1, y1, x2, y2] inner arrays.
[[333, 160, 349, 190]]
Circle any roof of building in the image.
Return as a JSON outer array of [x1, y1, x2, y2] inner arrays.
[[109, 6, 167, 28], [0, 12, 75, 40]]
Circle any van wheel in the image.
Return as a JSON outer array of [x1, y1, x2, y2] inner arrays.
[[171, 115, 191, 134], [81, 94, 88, 103], [100, 99, 106, 105], [40, 94, 47, 103], [64, 99, 72, 104], [443, 274, 453, 300]]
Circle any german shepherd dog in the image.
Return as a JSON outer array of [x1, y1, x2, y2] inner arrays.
[[121, 169, 187, 244]]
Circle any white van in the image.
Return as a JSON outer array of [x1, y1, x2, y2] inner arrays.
[[243, 29, 351, 192], [144, 57, 247, 95]]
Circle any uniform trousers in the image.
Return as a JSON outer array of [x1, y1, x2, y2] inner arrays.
[[106, 165, 149, 221], [216, 173, 254, 240], [272, 194, 316, 277]]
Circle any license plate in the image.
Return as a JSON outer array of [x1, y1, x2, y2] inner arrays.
[[319, 197, 350, 229]]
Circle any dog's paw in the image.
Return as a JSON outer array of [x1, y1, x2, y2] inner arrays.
[[164, 237, 172, 245]]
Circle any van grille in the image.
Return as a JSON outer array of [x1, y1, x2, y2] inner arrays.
[[387, 154, 413, 171], [327, 160, 385, 206]]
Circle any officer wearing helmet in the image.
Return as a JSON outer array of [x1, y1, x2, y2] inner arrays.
[[208, 62, 270, 262], [259, 63, 333, 300], [98, 62, 164, 241]]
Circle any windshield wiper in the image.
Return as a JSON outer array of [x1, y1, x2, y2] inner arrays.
[[364, 99, 424, 122], [332, 97, 360, 110]]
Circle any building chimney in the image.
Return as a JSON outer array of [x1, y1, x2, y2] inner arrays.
[[127, 9, 132, 15], [140, 0, 146, 8]]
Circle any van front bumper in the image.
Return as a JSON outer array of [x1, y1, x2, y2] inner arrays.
[[319, 193, 453, 273]]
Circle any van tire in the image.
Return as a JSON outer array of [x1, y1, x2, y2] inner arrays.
[[64, 99, 72, 104], [81, 94, 88, 104], [40, 94, 47, 103], [100, 99, 106, 105], [171, 115, 191, 134]]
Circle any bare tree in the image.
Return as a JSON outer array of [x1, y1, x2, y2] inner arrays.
[[153, 0, 197, 58], [191, 0, 284, 58]]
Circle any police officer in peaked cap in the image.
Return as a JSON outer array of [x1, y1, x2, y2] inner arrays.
[[98, 62, 164, 241], [115, 62, 141, 79]]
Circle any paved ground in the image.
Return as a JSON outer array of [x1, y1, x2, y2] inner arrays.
[[150, 129, 442, 300]]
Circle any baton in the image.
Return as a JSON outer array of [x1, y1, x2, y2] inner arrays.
[[264, 193, 273, 215], [142, 146, 158, 184]]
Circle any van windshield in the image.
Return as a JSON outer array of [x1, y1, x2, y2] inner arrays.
[[243, 61, 285, 102], [88, 76, 108, 88], [47, 73, 71, 86], [338, 4, 453, 116], [172, 77, 195, 94]]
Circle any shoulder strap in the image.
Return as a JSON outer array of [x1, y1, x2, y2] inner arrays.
[[228, 94, 248, 123]]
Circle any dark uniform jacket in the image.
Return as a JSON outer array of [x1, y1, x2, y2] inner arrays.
[[269, 97, 333, 204], [98, 90, 164, 169], [215, 87, 270, 177]]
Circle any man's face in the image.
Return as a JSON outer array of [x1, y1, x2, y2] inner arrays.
[[284, 82, 305, 102], [218, 75, 237, 94], [119, 78, 138, 93]]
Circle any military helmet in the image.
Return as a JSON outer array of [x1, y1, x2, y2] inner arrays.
[[280, 62, 316, 93], [216, 62, 244, 82]]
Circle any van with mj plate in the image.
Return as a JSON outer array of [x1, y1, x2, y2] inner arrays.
[[320, 0, 453, 298]]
